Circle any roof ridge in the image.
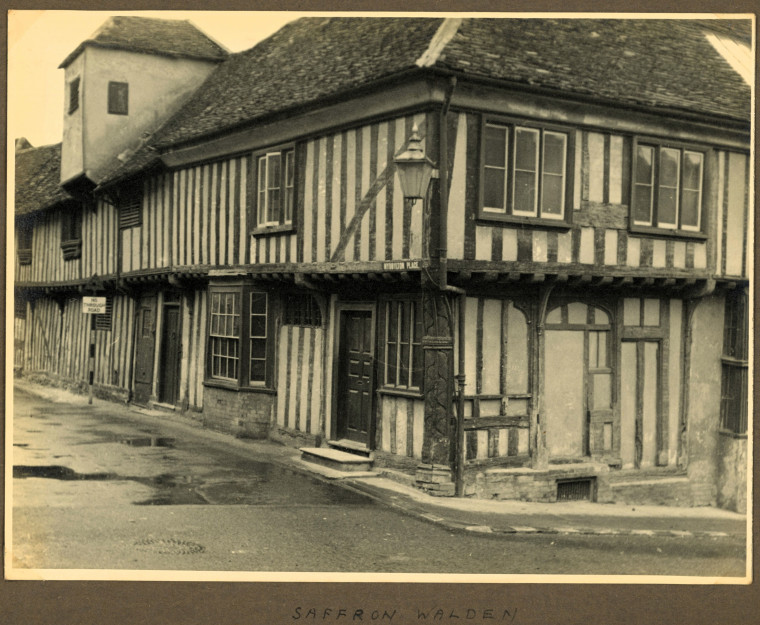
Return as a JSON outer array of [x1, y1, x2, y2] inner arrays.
[[415, 17, 463, 67]]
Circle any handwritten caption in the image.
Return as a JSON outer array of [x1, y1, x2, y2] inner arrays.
[[292, 607, 518, 623]]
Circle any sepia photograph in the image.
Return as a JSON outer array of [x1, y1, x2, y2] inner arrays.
[[6, 8, 752, 596]]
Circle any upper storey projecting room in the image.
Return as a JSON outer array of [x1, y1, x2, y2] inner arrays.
[[58, 16, 227, 193]]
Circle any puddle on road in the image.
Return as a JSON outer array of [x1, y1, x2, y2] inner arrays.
[[14, 465, 113, 481], [13, 462, 370, 507]]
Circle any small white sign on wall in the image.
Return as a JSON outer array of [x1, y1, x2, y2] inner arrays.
[[83, 296, 107, 314]]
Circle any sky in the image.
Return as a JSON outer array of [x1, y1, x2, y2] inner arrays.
[[8, 10, 753, 149], [7, 11, 300, 147]]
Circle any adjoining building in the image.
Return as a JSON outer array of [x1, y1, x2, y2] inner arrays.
[[14, 16, 751, 511]]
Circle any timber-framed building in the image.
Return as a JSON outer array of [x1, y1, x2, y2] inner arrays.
[[14, 16, 751, 510]]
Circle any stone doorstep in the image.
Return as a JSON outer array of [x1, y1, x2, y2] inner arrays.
[[300, 447, 374, 472], [327, 438, 374, 458]]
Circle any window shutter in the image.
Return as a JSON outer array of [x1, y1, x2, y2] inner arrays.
[[94, 298, 113, 331], [119, 190, 142, 229]]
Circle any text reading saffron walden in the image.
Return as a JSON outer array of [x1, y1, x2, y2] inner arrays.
[[291, 608, 518, 621]]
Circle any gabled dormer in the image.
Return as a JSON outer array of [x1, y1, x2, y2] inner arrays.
[[59, 16, 227, 191]]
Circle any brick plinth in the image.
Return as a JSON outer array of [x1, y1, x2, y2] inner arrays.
[[415, 463, 455, 497], [202, 385, 272, 438], [471, 462, 611, 503]]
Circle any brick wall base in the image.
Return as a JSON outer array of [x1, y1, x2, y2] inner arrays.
[[415, 464, 456, 497], [202, 385, 272, 439], [20, 372, 130, 404], [471, 462, 611, 503]]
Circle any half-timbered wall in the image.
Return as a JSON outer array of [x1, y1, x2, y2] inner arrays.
[[14, 316, 26, 369], [15, 211, 81, 284], [24, 294, 135, 391], [179, 289, 208, 411], [255, 111, 429, 266], [445, 112, 751, 277], [715, 151, 750, 279], [84, 199, 118, 278], [454, 296, 532, 462], [618, 296, 683, 468], [377, 395, 425, 459], [276, 324, 325, 436]]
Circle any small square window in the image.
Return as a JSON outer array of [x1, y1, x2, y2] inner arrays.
[[108, 81, 129, 115], [69, 77, 80, 114]]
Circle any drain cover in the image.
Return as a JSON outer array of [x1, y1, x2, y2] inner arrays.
[[120, 436, 175, 447], [134, 538, 204, 555]]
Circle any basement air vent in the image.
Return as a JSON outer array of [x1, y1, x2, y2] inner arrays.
[[556, 478, 595, 502]]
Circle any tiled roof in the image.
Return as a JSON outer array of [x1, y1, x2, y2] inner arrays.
[[439, 19, 751, 122], [102, 17, 751, 187], [153, 17, 444, 147], [59, 16, 228, 68], [15, 143, 74, 216]]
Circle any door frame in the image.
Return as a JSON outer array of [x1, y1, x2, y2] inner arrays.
[[131, 292, 158, 405], [157, 294, 182, 405], [330, 301, 377, 447]]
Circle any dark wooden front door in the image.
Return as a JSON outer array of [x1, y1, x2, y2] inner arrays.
[[158, 303, 182, 405], [336, 310, 374, 445], [133, 295, 157, 405]]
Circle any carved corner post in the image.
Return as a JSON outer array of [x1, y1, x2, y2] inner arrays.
[[417, 284, 456, 496], [531, 285, 554, 470]]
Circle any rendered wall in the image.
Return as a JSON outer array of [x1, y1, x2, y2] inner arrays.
[[686, 295, 724, 506]]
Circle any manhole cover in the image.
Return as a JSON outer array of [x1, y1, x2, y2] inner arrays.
[[134, 538, 204, 555], [120, 436, 175, 447]]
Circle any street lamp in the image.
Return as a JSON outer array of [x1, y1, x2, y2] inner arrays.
[[393, 123, 436, 200]]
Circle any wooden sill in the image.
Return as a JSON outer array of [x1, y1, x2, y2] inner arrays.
[[203, 379, 276, 394], [477, 214, 571, 231], [378, 388, 423, 400], [629, 225, 707, 241]]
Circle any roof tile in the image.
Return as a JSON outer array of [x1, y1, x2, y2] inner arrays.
[[15, 144, 74, 216]]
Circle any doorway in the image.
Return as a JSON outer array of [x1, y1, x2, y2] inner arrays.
[[133, 295, 157, 405], [335, 307, 375, 446], [544, 302, 613, 459], [158, 294, 182, 405]]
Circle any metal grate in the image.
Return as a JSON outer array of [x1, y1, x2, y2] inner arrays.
[[556, 478, 594, 502]]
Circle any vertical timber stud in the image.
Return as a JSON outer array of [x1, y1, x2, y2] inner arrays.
[[532, 285, 554, 469]]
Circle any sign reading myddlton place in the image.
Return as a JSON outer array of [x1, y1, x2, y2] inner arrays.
[[82, 296, 107, 314]]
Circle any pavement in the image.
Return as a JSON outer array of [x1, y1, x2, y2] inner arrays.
[[10, 379, 748, 542]]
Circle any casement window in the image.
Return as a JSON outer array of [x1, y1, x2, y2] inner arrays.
[[118, 186, 142, 229], [720, 289, 748, 435], [631, 140, 705, 233], [69, 77, 80, 114], [61, 206, 82, 260], [283, 293, 322, 327], [91, 297, 113, 332], [480, 118, 572, 223], [17, 224, 33, 265], [384, 299, 423, 390], [207, 284, 275, 388], [255, 147, 295, 228], [108, 81, 129, 115]]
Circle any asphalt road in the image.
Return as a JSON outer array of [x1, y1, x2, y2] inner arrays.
[[10, 386, 747, 577]]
